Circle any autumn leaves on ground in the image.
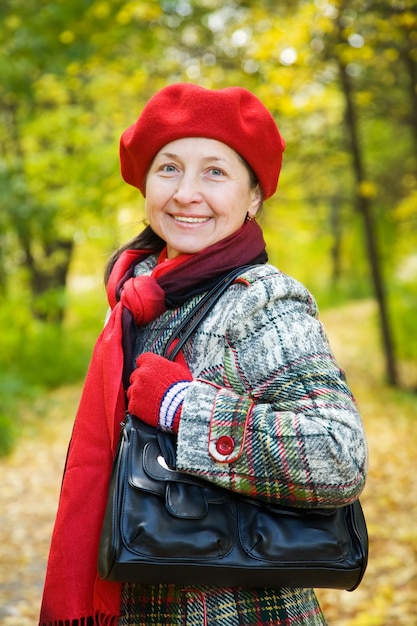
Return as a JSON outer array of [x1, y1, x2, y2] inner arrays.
[[0, 300, 416, 625]]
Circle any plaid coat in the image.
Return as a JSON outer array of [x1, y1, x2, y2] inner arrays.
[[120, 260, 367, 625]]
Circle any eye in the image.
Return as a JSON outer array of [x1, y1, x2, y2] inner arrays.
[[161, 164, 178, 173], [207, 167, 225, 177], [153, 162, 179, 177]]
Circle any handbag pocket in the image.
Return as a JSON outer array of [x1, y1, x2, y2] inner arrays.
[[239, 500, 355, 564], [121, 427, 236, 560]]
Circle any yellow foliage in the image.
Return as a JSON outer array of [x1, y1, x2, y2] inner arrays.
[[355, 91, 374, 107], [396, 11, 417, 29], [116, 0, 162, 25], [384, 47, 400, 62], [66, 62, 81, 76], [59, 30, 75, 45], [395, 190, 417, 221], [92, 1, 111, 19], [4, 13, 21, 29], [34, 74, 70, 106], [357, 180, 378, 198]]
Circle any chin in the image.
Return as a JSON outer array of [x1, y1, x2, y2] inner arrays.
[[169, 240, 211, 257]]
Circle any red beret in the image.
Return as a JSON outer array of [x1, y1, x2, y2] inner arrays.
[[120, 83, 285, 200]]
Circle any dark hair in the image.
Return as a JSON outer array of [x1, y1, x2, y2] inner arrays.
[[104, 157, 261, 285], [104, 225, 165, 284]]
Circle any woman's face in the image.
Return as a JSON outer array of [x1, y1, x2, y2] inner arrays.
[[145, 137, 261, 259]]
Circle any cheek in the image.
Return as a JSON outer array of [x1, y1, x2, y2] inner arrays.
[[144, 198, 160, 231], [144, 188, 161, 217], [145, 178, 172, 210]]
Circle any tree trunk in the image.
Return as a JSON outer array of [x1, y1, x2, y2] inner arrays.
[[4, 100, 74, 323], [22, 236, 74, 324], [336, 50, 399, 386], [403, 30, 417, 162], [330, 197, 342, 286]]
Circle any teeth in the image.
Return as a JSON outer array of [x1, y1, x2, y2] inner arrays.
[[174, 216, 209, 223]]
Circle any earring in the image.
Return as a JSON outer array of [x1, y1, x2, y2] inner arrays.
[[246, 213, 255, 222]]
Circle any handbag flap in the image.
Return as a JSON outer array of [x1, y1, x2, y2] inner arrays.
[[166, 482, 208, 519], [129, 433, 227, 506], [143, 440, 194, 483]]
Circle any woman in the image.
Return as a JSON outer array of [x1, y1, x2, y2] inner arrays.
[[40, 83, 367, 625]]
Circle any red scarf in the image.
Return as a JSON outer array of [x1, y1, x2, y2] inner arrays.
[[40, 221, 266, 625]]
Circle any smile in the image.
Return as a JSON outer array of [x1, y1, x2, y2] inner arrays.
[[173, 216, 210, 223]]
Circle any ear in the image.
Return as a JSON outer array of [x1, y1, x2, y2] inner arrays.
[[248, 184, 262, 218]]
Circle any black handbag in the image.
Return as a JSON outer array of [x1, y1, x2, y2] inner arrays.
[[98, 267, 368, 591]]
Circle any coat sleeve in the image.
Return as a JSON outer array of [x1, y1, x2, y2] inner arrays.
[[176, 267, 368, 509]]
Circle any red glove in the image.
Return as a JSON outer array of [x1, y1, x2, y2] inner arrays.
[[127, 352, 193, 433]]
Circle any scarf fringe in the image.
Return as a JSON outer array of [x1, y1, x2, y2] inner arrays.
[[40, 612, 119, 626]]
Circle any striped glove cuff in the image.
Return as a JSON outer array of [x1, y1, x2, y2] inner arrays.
[[159, 381, 190, 432]]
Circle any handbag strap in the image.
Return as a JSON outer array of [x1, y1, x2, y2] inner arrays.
[[158, 264, 255, 468], [163, 264, 255, 361]]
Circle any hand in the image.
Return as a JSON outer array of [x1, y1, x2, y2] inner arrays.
[[127, 352, 193, 433]]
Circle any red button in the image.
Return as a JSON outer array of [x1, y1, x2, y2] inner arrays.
[[216, 435, 235, 455]]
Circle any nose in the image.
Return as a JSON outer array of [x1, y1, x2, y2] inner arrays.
[[173, 172, 202, 205]]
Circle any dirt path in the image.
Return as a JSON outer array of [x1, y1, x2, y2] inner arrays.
[[0, 386, 78, 625], [0, 301, 416, 625]]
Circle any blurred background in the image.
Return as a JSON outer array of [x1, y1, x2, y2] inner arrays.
[[0, 0, 416, 623]]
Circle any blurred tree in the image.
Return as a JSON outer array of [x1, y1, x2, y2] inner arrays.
[[0, 0, 113, 320], [334, 2, 397, 384], [326, 0, 417, 385], [0, 0, 415, 384], [232, 0, 417, 385]]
